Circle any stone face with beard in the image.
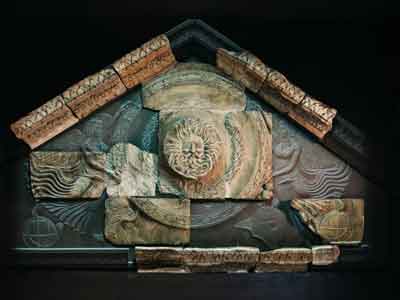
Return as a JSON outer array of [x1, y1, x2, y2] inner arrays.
[[158, 110, 273, 200], [159, 110, 228, 199]]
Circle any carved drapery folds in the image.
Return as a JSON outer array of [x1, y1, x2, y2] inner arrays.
[[217, 48, 337, 139]]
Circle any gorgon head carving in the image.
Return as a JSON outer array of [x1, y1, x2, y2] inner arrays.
[[163, 118, 222, 179]]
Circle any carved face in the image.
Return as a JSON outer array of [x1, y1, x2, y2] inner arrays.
[[163, 118, 221, 179]]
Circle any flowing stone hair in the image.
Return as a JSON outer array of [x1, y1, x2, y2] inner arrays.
[[163, 118, 222, 179]]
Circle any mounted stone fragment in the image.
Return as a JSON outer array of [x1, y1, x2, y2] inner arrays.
[[291, 198, 364, 244], [104, 197, 190, 245], [158, 110, 273, 199], [217, 48, 337, 139]]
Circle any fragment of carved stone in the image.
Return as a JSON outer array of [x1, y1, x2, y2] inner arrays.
[[105, 143, 158, 197], [104, 197, 190, 245], [288, 96, 337, 139], [142, 62, 246, 111], [217, 48, 270, 93], [30, 151, 106, 198], [112, 34, 176, 89], [62, 68, 127, 119], [291, 198, 364, 244], [158, 110, 228, 199], [135, 247, 187, 273], [255, 248, 312, 272], [224, 111, 273, 200], [158, 110, 273, 199], [311, 245, 340, 266], [10, 96, 79, 149], [183, 247, 260, 273]]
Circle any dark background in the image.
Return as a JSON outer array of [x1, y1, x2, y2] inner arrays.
[[7, 1, 396, 299]]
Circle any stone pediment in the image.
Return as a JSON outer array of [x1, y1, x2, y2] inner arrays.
[[9, 20, 382, 271]]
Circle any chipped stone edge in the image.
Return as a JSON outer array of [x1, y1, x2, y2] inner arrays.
[[10, 35, 176, 149], [216, 48, 337, 139], [135, 246, 340, 273]]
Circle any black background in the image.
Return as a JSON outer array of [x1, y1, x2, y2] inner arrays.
[[7, 1, 396, 299]]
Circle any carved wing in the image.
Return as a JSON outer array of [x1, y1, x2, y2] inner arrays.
[[37, 198, 103, 234]]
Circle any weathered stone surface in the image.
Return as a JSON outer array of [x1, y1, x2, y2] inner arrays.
[[159, 110, 228, 199], [10, 96, 79, 149], [288, 96, 337, 139], [62, 68, 127, 119], [104, 197, 190, 245], [142, 63, 246, 111], [265, 71, 306, 105], [217, 49, 270, 93], [312, 245, 340, 265], [135, 247, 186, 273], [224, 111, 273, 199], [183, 247, 259, 273], [256, 248, 312, 272], [216, 47, 337, 139], [113, 35, 176, 89], [291, 198, 364, 244], [105, 143, 158, 197], [158, 110, 273, 199], [30, 151, 106, 198]]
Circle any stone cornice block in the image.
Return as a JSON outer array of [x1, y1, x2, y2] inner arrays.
[[10, 96, 79, 149], [62, 68, 127, 119], [112, 34, 176, 89], [217, 48, 270, 93]]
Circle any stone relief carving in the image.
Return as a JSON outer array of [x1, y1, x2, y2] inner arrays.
[[104, 197, 190, 245], [256, 248, 312, 272], [291, 198, 364, 244], [30, 151, 106, 198], [105, 143, 158, 197], [143, 63, 246, 111], [10, 96, 79, 149], [62, 68, 127, 119], [112, 35, 176, 89], [158, 110, 273, 199], [217, 48, 337, 139]]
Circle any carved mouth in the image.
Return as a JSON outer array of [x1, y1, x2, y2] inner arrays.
[[163, 118, 222, 180]]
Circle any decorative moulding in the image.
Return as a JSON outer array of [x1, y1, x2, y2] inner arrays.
[[10, 96, 79, 149], [135, 246, 341, 273], [217, 48, 337, 139]]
